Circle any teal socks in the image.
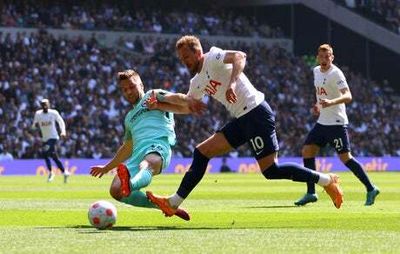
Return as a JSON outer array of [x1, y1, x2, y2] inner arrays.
[[120, 190, 156, 208], [130, 168, 153, 191]]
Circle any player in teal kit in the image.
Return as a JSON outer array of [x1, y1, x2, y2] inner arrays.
[[90, 69, 192, 220]]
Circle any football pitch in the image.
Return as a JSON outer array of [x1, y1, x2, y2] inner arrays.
[[1, 172, 399, 254]]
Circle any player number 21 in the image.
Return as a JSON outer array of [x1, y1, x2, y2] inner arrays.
[[333, 138, 343, 149]]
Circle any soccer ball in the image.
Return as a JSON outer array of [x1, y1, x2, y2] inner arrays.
[[88, 200, 117, 229]]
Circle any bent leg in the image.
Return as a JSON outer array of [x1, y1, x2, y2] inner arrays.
[[109, 175, 156, 208], [130, 153, 163, 191]]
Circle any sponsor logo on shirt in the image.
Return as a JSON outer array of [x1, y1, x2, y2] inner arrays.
[[205, 80, 222, 96], [40, 121, 52, 126]]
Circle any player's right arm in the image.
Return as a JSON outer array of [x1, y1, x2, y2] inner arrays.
[[147, 90, 206, 115], [90, 137, 133, 178], [32, 111, 39, 130], [311, 87, 320, 116]]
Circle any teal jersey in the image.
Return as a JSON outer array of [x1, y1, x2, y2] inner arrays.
[[124, 90, 176, 147]]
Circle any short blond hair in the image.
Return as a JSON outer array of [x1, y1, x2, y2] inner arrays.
[[176, 35, 202, 53], [117, 69, 139, 82], [318, 44, 333, 54]]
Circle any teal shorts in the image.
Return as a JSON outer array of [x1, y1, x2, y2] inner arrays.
[[125, 138, 172, 176]]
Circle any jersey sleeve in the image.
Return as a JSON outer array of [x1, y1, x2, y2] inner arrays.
[[334, 69, 348, 90], [208, 46, 226, 69]]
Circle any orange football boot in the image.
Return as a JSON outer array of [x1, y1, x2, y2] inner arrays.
[[323, 174, 344, 209], [117, 164, 131, 197], [175, 208, 191, 221], [146, 191, 176, 216]]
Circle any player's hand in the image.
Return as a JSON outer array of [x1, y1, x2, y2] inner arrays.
[[145, 90, 159, 110], [90, 165, 110, 178], [311, 104, 320, 116], [60, 133, 67, 139], [187, 96, 207, 115], [226, 82, 237, 103], [319, 98, 334, 108]]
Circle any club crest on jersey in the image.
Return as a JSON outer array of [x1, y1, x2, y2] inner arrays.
[[337, 80, 345, 86], [205, 79, 222, 96]]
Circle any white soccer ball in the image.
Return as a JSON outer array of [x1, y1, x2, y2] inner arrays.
[[88, 200, 117, 229]]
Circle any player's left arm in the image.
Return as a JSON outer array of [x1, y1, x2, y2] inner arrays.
[[223, 50, 247, 103], [320, 87, 352, 108], [55, 111, 67, 137]]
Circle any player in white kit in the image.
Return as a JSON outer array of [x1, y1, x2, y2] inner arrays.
[[32, 99, 70, 182], [294, 44, 380, 206], [146, 35, 344, 217]]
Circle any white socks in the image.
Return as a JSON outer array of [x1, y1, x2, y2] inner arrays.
[[316, 173, 331, 186], [169, 193, 184, 208]]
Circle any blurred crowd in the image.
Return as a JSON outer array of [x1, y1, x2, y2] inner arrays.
[[1, 30, 399, 159], [0, 0, 284, 38], [337, 0, 400, 34]]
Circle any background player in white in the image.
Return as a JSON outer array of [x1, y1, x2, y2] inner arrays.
[[32, 99, 70, 182], [89, 69, 192, 221], [146, 35, 344, 217], [294, 44, 380, 206]]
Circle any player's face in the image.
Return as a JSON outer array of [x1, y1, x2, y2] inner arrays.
[[317, 50, 334, 70], [119, 76, 144, 104], [177, 45, 202, 75], [40, 102, 49, 112]]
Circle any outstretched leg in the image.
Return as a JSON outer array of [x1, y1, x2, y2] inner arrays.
[[259, 153, 343, 209], [109, 175, 190, 221]]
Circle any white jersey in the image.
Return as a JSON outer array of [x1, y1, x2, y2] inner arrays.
[[33, 109, 66, 142], [188, 46, 264, 118], [314, 64, 349, 125]]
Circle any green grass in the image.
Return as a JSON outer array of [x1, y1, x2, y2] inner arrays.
[[1, 172, 399, 254]]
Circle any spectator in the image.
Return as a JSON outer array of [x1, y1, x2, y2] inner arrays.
[[0, 145, 14, 161]]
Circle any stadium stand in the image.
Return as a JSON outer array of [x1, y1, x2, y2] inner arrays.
[[0, 1, 284, 38], [335, 0, 400, 35]]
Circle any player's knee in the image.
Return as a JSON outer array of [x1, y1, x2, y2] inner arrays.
[[301, 147, 308, 157], [261, 163, 280, 179], [339, 152, 352, 163], [302, 145, 316, 158], [195, 144, 214, 159], [109, 185, 122, 201], [109, 177, 123, 200]]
